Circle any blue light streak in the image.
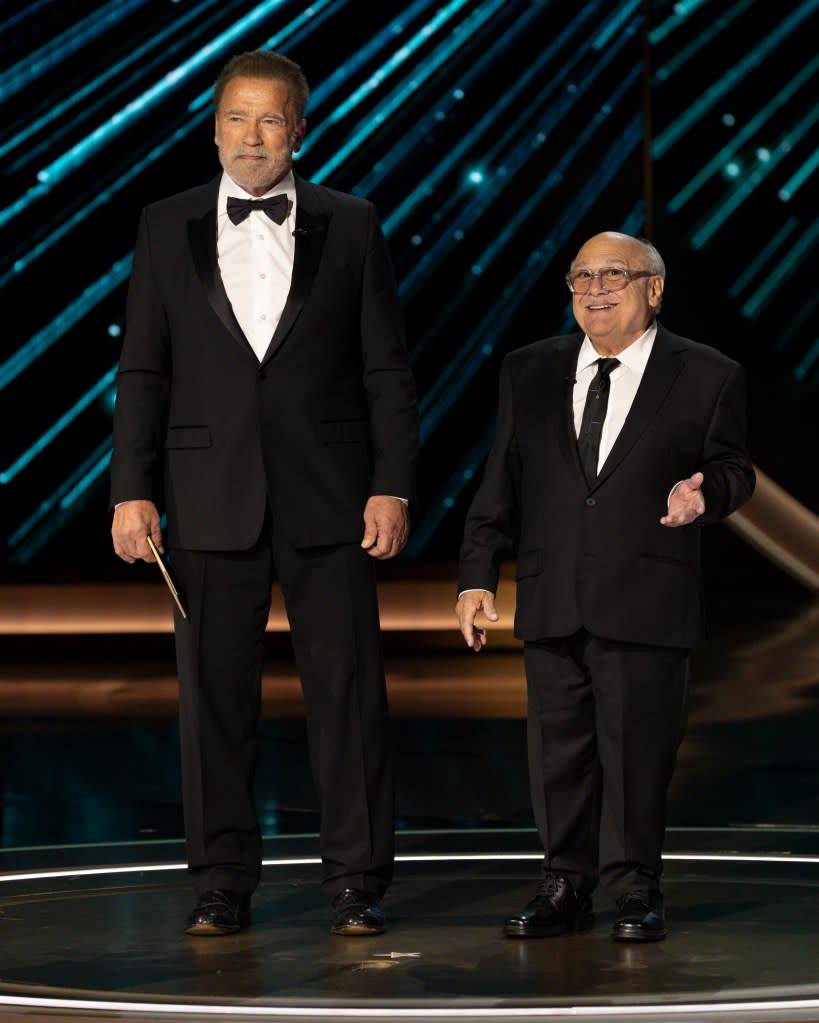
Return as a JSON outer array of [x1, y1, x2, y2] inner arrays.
[[0, 0, 149, 101], [307, 0, 477, 181], [0, 367, 118, 485], [740, 218, 819, 319], [653, 0, 818, 157], [779, 146, 819, 202], [383, 1, 605, 237], [0, 257, 132, 391], [593, 0, 640, 51], [667, 55, 819, 211], [34, 0, 289, 188], [692, 102, 819, 248], [728, 217, 799, 299], [0, 0, 226, 166], [654, 0, 757, 84]]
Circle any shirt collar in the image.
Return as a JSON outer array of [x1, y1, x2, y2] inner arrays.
[[576, 323, 657, 375]]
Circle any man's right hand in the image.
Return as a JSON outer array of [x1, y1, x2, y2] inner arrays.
[[112, 500, 162, 563], [455, 589, 499, 652]]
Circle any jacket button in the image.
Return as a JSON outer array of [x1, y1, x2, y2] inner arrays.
[[585, 497, 596, 507]]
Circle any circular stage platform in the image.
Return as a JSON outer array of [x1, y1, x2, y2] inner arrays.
[[2, 829, 819, 1023]]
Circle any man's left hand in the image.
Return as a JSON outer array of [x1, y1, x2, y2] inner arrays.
[[361, 496, 410, 559], [661, 471, 705, 527]]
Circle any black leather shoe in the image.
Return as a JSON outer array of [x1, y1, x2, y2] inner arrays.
[[612, 890, 666, 942], [503, 875, 594, 938], [184, 889, 250, 936], [331, 888, 386, 936]]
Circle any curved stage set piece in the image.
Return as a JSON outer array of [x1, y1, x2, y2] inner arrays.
[[3, 829, 819, 1023]]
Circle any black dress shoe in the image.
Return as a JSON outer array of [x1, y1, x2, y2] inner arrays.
[[503, 875, 594, 938], [612, 890, 666, 942], [331, 888, 386, 936], [184, 889, 250, 936]]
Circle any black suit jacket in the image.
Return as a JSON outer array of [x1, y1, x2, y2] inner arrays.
[[110, 175, 418, 550], [457, 326, 755, 648]]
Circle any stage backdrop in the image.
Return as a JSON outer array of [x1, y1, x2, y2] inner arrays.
[[1, 0, 816, 578]]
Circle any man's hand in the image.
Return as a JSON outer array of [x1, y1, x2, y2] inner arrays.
[[112, 500, 163, 563], [360, 496, 410, 559], [661, 471, 705, 528], [456, 589, 499, 652]]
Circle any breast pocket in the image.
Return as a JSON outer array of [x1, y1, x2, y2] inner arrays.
[[164, 426, 212, 449]]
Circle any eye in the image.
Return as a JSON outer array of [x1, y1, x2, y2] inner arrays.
[[574, 270, 592, 280], [602, 268, 626, 280]]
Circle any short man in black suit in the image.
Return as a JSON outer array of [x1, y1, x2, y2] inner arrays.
[[110, 51, 418, 937], [456, 232, 754, 941]]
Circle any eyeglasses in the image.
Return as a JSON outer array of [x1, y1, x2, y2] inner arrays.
[[565, 267, 656, 294]]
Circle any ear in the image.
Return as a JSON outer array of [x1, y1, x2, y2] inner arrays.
[[214, 113, 220, 147], [291, 119, 307, 154], [648, 275, 664, 310]]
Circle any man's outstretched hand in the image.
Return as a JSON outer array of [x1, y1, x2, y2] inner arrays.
[[661, 472, 705, 527]]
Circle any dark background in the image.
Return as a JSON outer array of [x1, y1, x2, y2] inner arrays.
[[1, 0, 817, 583]]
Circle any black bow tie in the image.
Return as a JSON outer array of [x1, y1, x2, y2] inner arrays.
[[226, 194, 290, 226]]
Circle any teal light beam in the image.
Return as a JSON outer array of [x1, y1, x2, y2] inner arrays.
[[593, 0, 639, 50], [649, 0, 714, 45], [29, 0, 288, 191], [304, 0, 474, 177], [0, 367, 117, 485], [794, 337, 819, 382], [691, 102, 819, 248], [355, 0, 551, 200], [667, 56, 819, 212], [741, 218, 819, 319], [775, 291, 819, 352], [0, 0, 59, 35], [653, 0, 818, 159], [779, 146, 819, 202], [0, 257, 132, 391], [7, 442, 113, 563], [0, 0, 227, 165], [727, 217, 799, 300], [654, 0, 757, 84], [383, 1, 604, 236], [0, 0, 149, 102]]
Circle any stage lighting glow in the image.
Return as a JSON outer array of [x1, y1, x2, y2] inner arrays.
[[757, 147, 771, 162], [107, 324, 122, 337], [724, 161, 741, 179], [467, 169, 484, 184], [722, 112, 736, 126]]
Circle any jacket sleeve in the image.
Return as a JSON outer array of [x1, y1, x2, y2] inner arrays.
[[457, 355, 522, 594], [359, 203, 419, 504], [109, 208, 171, 507], [696, 362, 756, 524]]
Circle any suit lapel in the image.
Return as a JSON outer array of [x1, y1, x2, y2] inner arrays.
[[187, 185, 256, 360], [549, 334, 585, 472], [261, 176, 330, 366], [593, 324, 686, 489]]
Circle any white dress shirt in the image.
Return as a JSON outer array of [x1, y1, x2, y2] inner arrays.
[[217, 170, 297, 362], [572, 324, 657, 475]]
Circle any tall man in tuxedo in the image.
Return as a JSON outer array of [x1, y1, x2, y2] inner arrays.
[[110, 51, 418, 938], [456, 233, 754, 942]]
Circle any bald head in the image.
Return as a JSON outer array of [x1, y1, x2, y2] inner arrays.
[[571, 233, 665, 278]]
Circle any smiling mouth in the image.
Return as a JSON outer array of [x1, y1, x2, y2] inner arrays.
[[586, 303, 616, 310]]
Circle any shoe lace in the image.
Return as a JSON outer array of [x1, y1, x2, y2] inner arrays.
[[535, 875, 563, 899]]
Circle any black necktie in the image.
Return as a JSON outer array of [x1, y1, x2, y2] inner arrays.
[[226, 194, 290, 226], [577, 357, 620, 486]]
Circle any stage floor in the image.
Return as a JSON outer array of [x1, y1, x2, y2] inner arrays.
[[2, 828, 819, 1023]]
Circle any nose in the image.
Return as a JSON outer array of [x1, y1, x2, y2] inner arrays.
[[243, 120, 262, 145], [588, 272, 609, 295]]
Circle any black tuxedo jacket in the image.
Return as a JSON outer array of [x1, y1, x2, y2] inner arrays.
[[110, 175, 418, 550], [457, 325, 755, 648]]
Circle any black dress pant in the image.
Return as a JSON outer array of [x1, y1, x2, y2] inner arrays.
[[169, 521, 394, 900], [524, 630, 689, 897]]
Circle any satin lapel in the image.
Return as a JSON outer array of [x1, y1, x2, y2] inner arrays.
[[551, 334, 585, 472], [594, 326, 686, 490], [261, 181, 330, 365], [187, 205, 255, 359]]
